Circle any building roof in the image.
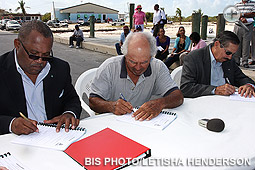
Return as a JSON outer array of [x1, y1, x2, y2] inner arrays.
[[60, 2, 119, 14]]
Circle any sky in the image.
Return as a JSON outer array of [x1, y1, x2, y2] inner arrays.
[[1, 0, 241, 17]]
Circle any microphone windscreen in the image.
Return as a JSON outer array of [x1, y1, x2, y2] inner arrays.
[[207, 119, 225, 132]]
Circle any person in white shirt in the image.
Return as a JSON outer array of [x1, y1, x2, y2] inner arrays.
[[152, 4, 166, 37]]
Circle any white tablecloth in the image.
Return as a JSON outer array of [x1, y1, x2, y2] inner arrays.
[[0, 95, 255, 170]]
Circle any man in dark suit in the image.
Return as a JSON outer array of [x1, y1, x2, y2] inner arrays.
[[181, 31, 255, 98], [0, 20, 81, 135]]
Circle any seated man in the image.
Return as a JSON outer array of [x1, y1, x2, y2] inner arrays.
[[181, 31, 255, 98], [0, 20, 81, 135], [89, 32, 183, 121], [69, 25, 84, 49], [115, 25, 130, 55]]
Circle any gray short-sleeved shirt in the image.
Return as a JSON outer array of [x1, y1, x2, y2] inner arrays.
[[90, 56, 178, 107]]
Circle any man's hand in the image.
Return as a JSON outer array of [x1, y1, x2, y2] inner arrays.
[[112, 99, 133, 115], [132, 100, 162, 121], [238, 84, 255, 98], [11, 117, 38, 135], [44, 113, 79, 132], [0, 166, 9, 170], [215, 84, 235, 96]]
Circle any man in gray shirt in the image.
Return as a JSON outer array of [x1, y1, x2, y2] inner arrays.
[[89, 32, 183, 121], [69, 25, 84, 49]]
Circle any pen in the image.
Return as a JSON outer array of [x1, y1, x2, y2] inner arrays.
[[119, 93, 134, 112], [19, 112, 29, 121], [120, 93, 127, 102], [19, 112, 39, 132], [225, 78, 238, 92], [225, 77, 231, 84]]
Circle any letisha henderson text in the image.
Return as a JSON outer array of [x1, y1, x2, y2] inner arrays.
[[84, 157, 251, 167]]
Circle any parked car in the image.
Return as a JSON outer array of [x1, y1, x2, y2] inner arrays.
[[0, 19, 10, 30], [59, 20, 68, 27], [111, 19, 125, 26], [46, 20, 60, 28], [77, 18, 89, 26], [6, 20, 21, 31]]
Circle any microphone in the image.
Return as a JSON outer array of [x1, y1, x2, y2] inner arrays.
[[198, 118, 225, 132]]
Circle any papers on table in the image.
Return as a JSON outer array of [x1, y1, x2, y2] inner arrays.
[[0, 152, 31, 170], [116, 109, 177, 130], [11, 123, 86, 151], [229, 92, 255, 102]]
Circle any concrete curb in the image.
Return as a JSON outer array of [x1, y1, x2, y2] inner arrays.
[[54, 35, 117, 56]]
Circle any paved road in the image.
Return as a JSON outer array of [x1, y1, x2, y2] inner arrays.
[[0, 31, 113, 118]]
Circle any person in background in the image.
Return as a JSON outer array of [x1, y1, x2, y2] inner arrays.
[[164, 26, 191, 68], [233, 0, 255, 68], [115, 26, 130, 55], [250, 16, 255, 65], [133, 4, 147, 31], [181, 31, 255, 98], [69, 25, 84, 49], [0, 20, 81, 135], [179, 32, 207, 65], [134, 25, 143, 32], [152, 4, 166, 37], [155, 28, 170, 61], [89, 32, 183, 121]]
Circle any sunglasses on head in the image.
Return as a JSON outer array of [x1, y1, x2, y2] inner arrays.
[[19, 40, 53, 61], [220, 44, 234, 56]]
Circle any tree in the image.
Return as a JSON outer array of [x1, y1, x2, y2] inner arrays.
[[42, 12, 51, 22], [15, 0, 30, 20], [193, 8, 203, 16], [176, 8, 182, 24], [146, 12, 153, 22]]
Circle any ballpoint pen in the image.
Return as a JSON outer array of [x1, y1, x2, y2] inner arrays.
[[119, 93, 134, 112], [225, 77, 238, 92]]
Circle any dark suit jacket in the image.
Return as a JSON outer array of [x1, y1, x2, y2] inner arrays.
[[180, 45, 255, 98], [0, 50, 81, 135]]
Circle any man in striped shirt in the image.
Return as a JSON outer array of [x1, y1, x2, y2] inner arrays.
[[234, 0, 255, 68]]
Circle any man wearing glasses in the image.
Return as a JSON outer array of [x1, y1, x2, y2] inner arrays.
[[0, 20, 81, 135], [181, 31, 255, 98], [89, 32, 183, 121]]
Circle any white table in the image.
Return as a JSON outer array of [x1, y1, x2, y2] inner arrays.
[[0, 95, 255, 170]]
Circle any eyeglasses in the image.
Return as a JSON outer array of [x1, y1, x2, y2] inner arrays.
[[19, 40, 53, 61], [220, 44, 234, 56]]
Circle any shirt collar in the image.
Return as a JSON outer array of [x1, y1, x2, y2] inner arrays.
[[209, 45, 222, 67], [120, 56, 152, 78]]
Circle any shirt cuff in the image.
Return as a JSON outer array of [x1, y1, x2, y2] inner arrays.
[[247, 83, 255, 90], [9, 118, 16, 133], [211, 88, 216, 94], [63, 111, 77, 119]]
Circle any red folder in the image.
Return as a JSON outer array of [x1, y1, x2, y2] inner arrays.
[[64, 128, 151, 170]]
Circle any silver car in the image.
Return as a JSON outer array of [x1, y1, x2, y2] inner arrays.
[[6, 20, 21, 31]]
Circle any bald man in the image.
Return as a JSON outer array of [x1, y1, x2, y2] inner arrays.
[[89, 32, 183, 121]]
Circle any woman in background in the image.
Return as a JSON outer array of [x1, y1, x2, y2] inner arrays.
[[155, 28, 170, 61], [179, 32, 207, 65], [164, 26, 190, 68]]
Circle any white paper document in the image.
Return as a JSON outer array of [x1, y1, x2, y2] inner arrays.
[[0, 152, 31, 170], [12, 123, 86, 150], [229, 92, 255, 102], [157, 46, 164, 51], [116, 109, 177, 130]]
